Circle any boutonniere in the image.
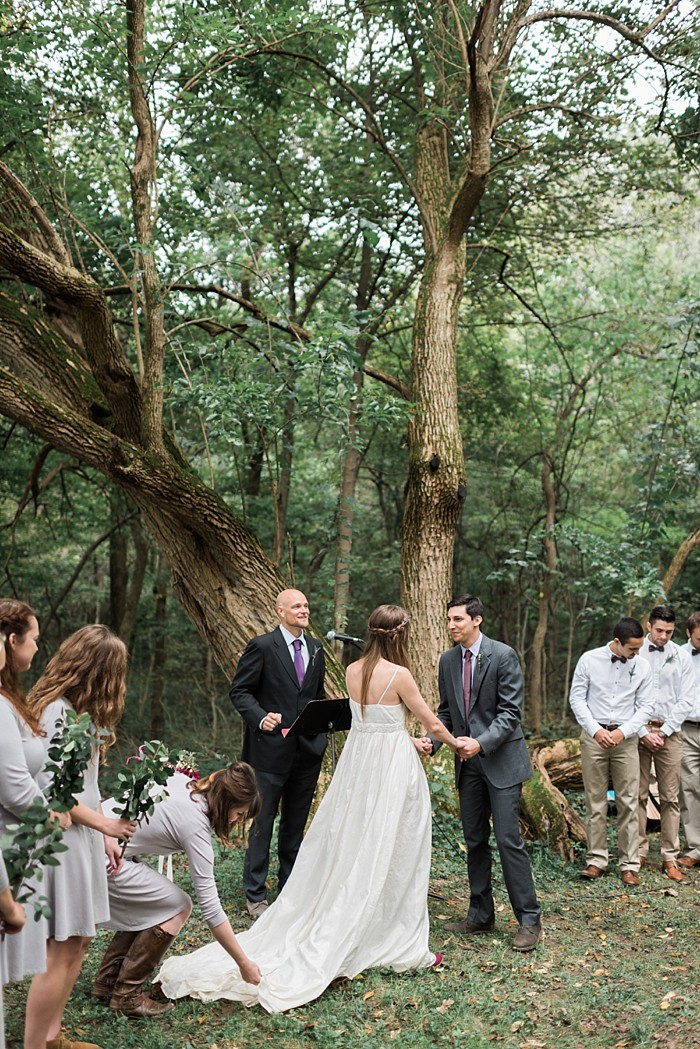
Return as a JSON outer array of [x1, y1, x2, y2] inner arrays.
[[477, 654, 483, 673], [309, 645, 320, 670], [663, 652, 676, 667], [628, 664, 637, 680]]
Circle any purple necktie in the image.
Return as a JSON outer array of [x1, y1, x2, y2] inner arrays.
[[463, 649, 472, 731], [611, 655, 627, 664], [292, 638, 305, 687]]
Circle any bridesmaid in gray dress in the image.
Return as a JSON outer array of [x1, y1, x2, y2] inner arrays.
[[92, 762, 262, 1017], [0, 847, 27, 1049], [24, 626, 136, 1049], [0, 599, 50, 987]]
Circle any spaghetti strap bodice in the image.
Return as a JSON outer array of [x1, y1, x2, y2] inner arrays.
[[375, 666, 399, 705]]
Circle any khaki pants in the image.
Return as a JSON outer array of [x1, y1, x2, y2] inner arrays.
[[638, 731, 683, 862], [580, 731, 640, 871], [680, 722, 700, 860]]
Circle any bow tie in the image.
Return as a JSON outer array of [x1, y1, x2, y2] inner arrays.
[[692, 648, 700, 656], [648, 644, 664, 653], [611, 655, 627, 664]]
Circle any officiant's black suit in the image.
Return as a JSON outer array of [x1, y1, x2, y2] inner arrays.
[[230, 626, 327, 903], [434, 634, 541, 928]]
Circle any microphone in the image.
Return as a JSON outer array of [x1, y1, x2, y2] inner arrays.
[[326, 630, 365, 645]]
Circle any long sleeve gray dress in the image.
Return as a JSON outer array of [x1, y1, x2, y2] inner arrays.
[[101, 772, 227, 933], [0, 694, 47, 983], [37, 699, 110, 939]]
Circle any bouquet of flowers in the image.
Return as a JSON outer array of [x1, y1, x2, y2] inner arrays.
[[114, 740, 174, 856]]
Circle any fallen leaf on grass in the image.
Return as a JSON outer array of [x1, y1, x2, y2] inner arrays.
[[436, 999, 455, 1013], [511, 1020, 524, 1032], [363, 991, 375, 1000], [198, 1015, 207, 1024]]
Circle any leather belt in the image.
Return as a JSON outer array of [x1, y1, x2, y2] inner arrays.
[[647, 719, 664, 728], [602, 723, 620, 731], [684, 720, 700, 726]]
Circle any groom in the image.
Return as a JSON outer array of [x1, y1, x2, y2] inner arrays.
[[429, 594, 542, 951]]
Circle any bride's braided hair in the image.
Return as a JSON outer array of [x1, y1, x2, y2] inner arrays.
[[359, 604, 412, 713]]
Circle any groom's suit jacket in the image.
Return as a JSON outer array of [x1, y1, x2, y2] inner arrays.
[[436, 633, 532, 789], [230, 626, 327, 777]]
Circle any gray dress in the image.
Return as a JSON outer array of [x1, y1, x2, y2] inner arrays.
[[102, 773, 226, 932], [0, 694, 47, 983], [37, 699, 110, 939], [0, 851, 9, 1049]]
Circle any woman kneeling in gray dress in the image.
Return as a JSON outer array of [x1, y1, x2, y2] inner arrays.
[[93, 762, 262, 1017]]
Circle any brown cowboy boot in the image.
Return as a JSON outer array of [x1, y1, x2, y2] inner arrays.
[[91, 930, 137, 1001], [108, 925, 176, 1017]]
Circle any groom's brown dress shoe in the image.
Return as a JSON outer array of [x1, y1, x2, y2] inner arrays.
[[621, 870, 640, 886], [677, 855, 700, 869], [513, 923, 542, 952], [444, 917, 495, 934]]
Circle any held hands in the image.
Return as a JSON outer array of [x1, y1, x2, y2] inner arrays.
[[239, 957, 262, 984], [102, 816, 138, 841], [261, 712, 282, 733], [454, 736, 482, 761], [104, 835, 125, 876], [0, 899, 26, 935], [593, 728, 624, 749], [51, 810, 72, 831], [411, 736, 433, 756], [640, 730, 665, 752]]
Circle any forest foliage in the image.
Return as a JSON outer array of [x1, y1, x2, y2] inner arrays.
[[0, 0, 699, 741]]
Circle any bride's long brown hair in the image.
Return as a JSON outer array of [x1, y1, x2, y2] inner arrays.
[[28, 624, 127, 750], [358, 604, 411, 714]]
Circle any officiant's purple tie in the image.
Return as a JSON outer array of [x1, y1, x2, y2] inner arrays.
[[463, 648, 472, 732], [293, 637, 305, 686]]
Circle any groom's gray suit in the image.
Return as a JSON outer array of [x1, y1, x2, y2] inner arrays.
[[433, 634, 540, 927]]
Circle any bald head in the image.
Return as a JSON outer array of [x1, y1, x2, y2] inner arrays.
[[276, 590, 310, 637]]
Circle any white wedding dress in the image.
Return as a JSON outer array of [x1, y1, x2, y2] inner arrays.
[[157, 692, 435, 1013]]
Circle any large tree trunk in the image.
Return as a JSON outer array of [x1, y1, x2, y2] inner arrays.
[[0, 310, 347, 696], [402, 245, 467, 705]]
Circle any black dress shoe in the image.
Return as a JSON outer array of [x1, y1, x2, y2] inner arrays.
[[444, 917, 495, 934]]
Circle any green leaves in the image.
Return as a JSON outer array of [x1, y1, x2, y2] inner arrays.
[[114, 740, 174, 825], [44, 709, 111, 813], [0, 798, 67, 913]]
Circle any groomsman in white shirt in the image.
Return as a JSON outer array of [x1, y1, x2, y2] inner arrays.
[[569, 617, 654, 884], [637, 605, 695, 882], [678, 611, 700, 870]]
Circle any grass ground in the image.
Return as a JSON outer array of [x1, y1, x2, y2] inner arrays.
[[5, 810, 700, 1049]]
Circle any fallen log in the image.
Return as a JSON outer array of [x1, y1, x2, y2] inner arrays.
[[521, 738, 586, 860]]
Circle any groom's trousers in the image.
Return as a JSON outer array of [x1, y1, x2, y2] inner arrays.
[[458, 760, 541, 927]]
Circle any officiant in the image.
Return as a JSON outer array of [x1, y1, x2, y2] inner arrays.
[[230, 589, 327, 918]]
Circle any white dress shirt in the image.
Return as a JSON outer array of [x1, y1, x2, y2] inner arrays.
[[279, 623, 309, 673], [637, 637, 695, 735], [682, 640, 700, 722], [569, 643, 654, 739]]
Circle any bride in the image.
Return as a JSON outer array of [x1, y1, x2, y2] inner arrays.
[[158, 604, 466, 1014]]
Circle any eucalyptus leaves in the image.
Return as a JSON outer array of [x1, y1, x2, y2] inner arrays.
[[0, 709, 101, 918], [114, 740, 174, 855]]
